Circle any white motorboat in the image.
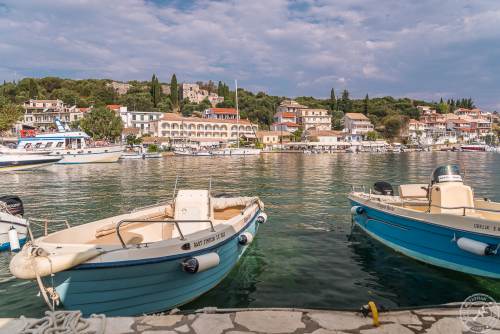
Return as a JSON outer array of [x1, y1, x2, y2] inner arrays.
[[7, 119, 122, 164], [210, 148, 261, 156], [174, 148, 212, 156], [0, 196, 27, 252], [10, 189, 267, 316], [0, 153, 61, 172]]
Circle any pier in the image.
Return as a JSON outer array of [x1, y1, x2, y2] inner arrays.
[[0, 305, 486, 333]]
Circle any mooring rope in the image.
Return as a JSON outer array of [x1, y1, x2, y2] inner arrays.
[[20, 311, 106, 334]]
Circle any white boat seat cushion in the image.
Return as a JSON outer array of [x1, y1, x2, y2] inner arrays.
[[399, 184, 428, 199]]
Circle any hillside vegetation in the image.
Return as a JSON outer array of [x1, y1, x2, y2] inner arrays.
[[0, 76, 475, 139]]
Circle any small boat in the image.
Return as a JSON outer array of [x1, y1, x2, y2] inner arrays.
[[174, 148, 212, 156], [10, 189, 267, 316], [349, 165, 500, 278], [210, 148, 261, 156], [0, 153, 61, 172], [461, 143, 488, 152], [0, 196, 27, 252]]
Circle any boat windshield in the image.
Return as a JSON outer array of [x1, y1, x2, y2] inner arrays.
[[431, 165, 462, 184]]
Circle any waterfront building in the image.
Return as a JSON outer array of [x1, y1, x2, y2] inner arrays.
[[111, 105, 162, 136], [150, 113, 258, 147], [271, 122, 300, 133], [271, 110, 299, 133], [297, 108, 331, 131], [203, 108, 237, 120], [256, 131, 280, 146], [23, 99, 85, 131], [342, 113, 374, 141], [276, 100, 307, 114], [304, 129, 345, 143], [181, 83, 224, 106]]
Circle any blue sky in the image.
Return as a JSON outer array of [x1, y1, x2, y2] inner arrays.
[[1, 0, 499, 109]]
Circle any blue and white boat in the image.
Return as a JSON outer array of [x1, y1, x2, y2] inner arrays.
[[0, 196, 27, 252], [349, 165, 500, 279], [10, 189, 267, 316], [0, 119, 122, 164]]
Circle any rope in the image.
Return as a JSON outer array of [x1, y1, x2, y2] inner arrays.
[[20, 311, 106, 334]]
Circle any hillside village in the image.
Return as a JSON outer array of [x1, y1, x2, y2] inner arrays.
[[1, 77, 499, 152]]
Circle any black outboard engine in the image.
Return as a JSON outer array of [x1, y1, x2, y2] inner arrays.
[[431, 165, 462, 185], [0, 195, 24, 216], [373, 181, 394, 196]]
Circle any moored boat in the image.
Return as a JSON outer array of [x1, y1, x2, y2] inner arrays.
[[349, 165, 500, 279], [461, 143, 488, 152], [10, 189, 267, 316], [0, 153, 61, 172], [0, 196, 27, 252], [210, 148, 261, 156]]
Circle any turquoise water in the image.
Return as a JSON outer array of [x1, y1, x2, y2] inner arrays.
[[0, 152, 499, 317]]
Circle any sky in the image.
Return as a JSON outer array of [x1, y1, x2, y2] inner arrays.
[[0, 0, 500, 109]]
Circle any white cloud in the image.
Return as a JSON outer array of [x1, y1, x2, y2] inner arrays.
[[0, 0, 499, 108]]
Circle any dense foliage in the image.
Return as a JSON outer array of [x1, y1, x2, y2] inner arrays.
[[75, 106, 123, 141], [0, 96, 23, 133], [0, 76, 482, 139]]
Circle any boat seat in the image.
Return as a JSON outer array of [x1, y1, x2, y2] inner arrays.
[[399, 184, 428, 199], [430, 182, 475, 215], [172, 190, 213, 238]]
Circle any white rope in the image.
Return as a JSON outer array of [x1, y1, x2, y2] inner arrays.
[[20, 311, 106, 334]]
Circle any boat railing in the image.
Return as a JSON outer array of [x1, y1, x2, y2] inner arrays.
[[115, 219, 216, 248], [131, 201, 172, 213], [427, 204, 500, 216], [27, 218, 71, 240], [350, 185, 366, 193]]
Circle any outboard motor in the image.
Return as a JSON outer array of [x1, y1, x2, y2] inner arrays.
[[431, 165, 462, 185], [0, 196, 24, 216], [373, 181, 394, 196]]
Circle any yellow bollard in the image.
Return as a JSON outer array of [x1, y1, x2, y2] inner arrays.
[[368, 301, 380, 327]]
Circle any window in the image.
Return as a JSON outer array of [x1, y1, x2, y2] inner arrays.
[[56, 142, 63, 148], [24, 143, 32, 149], [149, 115, 153, 120], [35, 143, 42, 149], [141, 115, 144, 121], [45, 142, 53, 148], [132, 115, 136, 120]]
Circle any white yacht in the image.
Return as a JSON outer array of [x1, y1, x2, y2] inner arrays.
[[2, 119, 122, 164]]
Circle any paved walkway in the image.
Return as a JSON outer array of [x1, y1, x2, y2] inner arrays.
[[0, 306, 497, 334]]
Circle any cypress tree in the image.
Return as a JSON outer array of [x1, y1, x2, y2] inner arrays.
[[363, 94, 369, 115], [150, 74, 161, 108], [170, 74, 179, 111], [330, 88, 336, 111], [340, 89, 351, 112]]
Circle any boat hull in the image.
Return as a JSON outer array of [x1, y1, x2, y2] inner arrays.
[[0, 215, 28, 252], [211, 148, 261, 156], [349, 198, 500, 278], [54, 147, 123, 164], [0, 155, 61, 172], [47, 213, 260, 316]]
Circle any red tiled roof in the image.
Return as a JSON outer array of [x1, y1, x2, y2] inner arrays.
[[106, 104, 122, 110], [122, 127, 140, 135], [275, 112, 296, 118], [208, 108, 237, 115]]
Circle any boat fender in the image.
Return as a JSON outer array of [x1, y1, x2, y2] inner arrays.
[[457, 237, 496, 256], [182, 252, 220, 274], [8, 226, 20, 252], [351, 206, 365, 215], [238, 232, 254, 245], [256, 212, 268, 224]]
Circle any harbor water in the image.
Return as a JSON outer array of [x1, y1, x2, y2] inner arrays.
[[1, 152, 499, 317]]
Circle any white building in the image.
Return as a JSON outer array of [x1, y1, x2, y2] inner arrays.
[[150, 113, 258, 146], [109, 105, 162, 136], [23, 99, 85, 130], [342, 113, 374, 140], [297, 108, 331, 131]]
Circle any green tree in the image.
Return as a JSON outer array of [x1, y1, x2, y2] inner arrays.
[[330, 88, 337, 111], [78, 106, 123, 141], [0, 97, 23, 132], [150, 74, 161, 108], [125, 134, 142, 146], [28, 78, 39, 99], [366, 130, 378, 141], [383, 115, 402, 139], [170, 74, 179, 112], [363, 94, 369, 115], [338, 89, 352, 112]]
